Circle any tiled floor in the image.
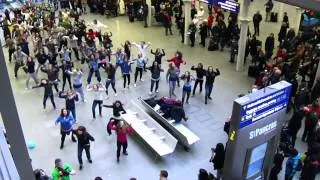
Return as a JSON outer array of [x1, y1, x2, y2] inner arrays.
[[0, 0, 312, 179]]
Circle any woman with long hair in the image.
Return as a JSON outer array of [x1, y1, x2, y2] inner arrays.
[[146, 61, 163, 95], [72, 126, 94, 170], [120, 56, 135, 90], [122, 40, 131, 60], [104, 63, 118, 97], [55, 108, 76, 149], [167, 51, 185, 87], [150, 48, 165, 67], [166, 63, 179, 97], [108, 120, 133, 162], [180, 71, 195, 104], [103, 100, 126, 120], [191, 63, 206, 96], [87, 83, 106, 120], [133, 53, 147, 87], [32, 79, 57, 109], [209, 143, 225, 179], [205, 66, 220, 104], [25, 56, 39, 89]]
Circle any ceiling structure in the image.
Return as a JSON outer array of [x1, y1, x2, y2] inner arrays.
[[276, 0, 320, 12]]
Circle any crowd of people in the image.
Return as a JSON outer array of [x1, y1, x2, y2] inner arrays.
[[1, 0, 320, 179]]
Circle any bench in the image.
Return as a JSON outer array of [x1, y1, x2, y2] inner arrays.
[[138, 98, 200, 150], [121, 101, 178, 157]]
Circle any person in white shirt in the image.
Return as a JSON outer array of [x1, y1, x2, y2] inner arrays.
[[132, 41, 151, 71], [87, 83, 106, 120], [87, 19, 108, 46], [197, 6, 205, 24]]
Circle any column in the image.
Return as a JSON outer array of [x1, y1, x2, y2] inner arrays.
[[294, 7, 303, 34], [313, 59, 320, 88], [236, 0, 250, 71], [146, 0, 152, 27], [0, 43, 35, 180], [184, 0, 192, 45], [278, 2, 284, 22]]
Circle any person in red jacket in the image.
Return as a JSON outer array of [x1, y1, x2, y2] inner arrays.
[[108, 120, 133, 162], [207, 12, 214, 33], [167, 51, 186, 87], [302, 100, 320, 142]]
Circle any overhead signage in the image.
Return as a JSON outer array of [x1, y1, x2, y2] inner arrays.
[[236, 81, 291, 129], [206, 0, 240, 13]]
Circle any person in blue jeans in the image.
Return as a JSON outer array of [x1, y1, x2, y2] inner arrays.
[[87, 83, 106, 120], [87, 54, 101, 84], [55, 109, 76, 149], [166, 63, 179, 98], [120, 57, 135, 89], [134, 53, 147, 87], [180, 71, 195, 105], [205, 66, 220, 104]]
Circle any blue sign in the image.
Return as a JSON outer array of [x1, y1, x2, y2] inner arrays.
[[207, 0, 240, 13], [236, 81, 292, 129]]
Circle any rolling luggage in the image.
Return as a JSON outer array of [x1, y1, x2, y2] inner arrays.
[[270, 12, 278, 22], [248, 65, 259, 78], [208, 38, 219, 51]]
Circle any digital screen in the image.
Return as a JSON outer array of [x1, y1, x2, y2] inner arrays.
[[206, 0, 240, 13], [246, 143, 268, 179], [238, 83, 291, 129]]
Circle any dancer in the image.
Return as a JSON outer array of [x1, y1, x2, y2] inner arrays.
[[87, 54, 101, 85], [166, 63, 179, 98], [87, 19, 108, 46], [180, 71, 195, 104], [32, 79, 57, 109], [150, 48, 165, 67], [87, 83, 106, 120], [205, 66, 220, 104], [13, 47, 28, 78], [72, 126, 94, 170], [52, 158, 76, 180], [59, 60, 74, 92], [113, 48, 126, 71], [146, 61, 163, 95], [35, 48, 48, 74], [68, 68, 86, 102], [104, 63, 117, 97], [167, 51, 186, 87], [120, 57, 134, 90], [103, 100, 126, 121], [41, 64, 60, 93], [25, 56, 39, 89], [122, 41, 131, 60], [108, 120, 133, 162], [191, 63, 206, 96], [134, 53, 147, 87], [55, 108, 76, 149], [59, 90, 79, 122], [132, 41, 151, 71]]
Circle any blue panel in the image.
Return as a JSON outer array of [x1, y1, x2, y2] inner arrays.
[[208, 0, 240, 13]]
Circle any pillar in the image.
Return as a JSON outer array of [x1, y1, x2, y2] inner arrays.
[[184, 0, 192, 45], [278, 2, 284, 22], [313, 59, 320, 88], [236, 0, 250, 71], [146, 0, 152, 27], [294, 7, 303, 34], [0, 42, 35, 180]]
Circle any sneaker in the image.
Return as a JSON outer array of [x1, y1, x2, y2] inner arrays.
[[123, 152, 128, 156], [88, 159, 93, 163], [156, 90, 159, 93], [117, 158, 120, 163], [134, 84, 137, 87], [25, 87, 29, 90], [60, 145, 64, 149], [79, 165, 83, 170], [140, 79, 144, 82], [149, 91, 152, 95], [208, 97, 213, 100], [186, 101, 190, 104], [82, 99, 87, 103], [114, 93, 118, 97]]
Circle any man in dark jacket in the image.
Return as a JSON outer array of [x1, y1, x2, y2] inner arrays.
[[253, 11, 262, 36], [265, 33, 275, 60], [199, 21, 208, 47], [264, 0, 273, 21]]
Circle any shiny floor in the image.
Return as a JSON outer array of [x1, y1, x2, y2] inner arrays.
[[1, 0, 310, 179]]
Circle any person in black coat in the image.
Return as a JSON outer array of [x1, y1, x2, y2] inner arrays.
[[265, 33, 275, 60], [209, 143, 225, 179], [278, 22, 288, 44], [103, 100, 126, 122], [72, 126, 94, 170], [249, 36, 259, 61], [252, 11, 262, 36], [59, 61, 74, 92], [283, 12, 289, 27], [191, 63, 206, 96], [286, 28, 295, 41], [188, 22, 197, 47], [288, 107, 304, 147], [311, 77, 320, 102], [59, 90, 79, 122], [269, 143, 285, 180], [32, 79, 57, 109], [178, 17, 185, 43], [199, 21, 208, 47]]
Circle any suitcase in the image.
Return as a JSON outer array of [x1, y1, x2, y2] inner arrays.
[[248, 65, 259, 78], [270, 12, 278, 22], [208, 39, 219, 51]]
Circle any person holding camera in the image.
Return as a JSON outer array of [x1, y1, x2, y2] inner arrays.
[[209, 143, 225, 179], [52, 158, 76, 180]]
